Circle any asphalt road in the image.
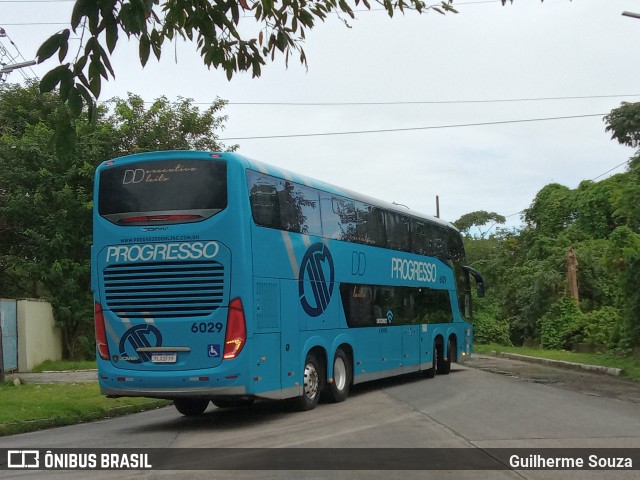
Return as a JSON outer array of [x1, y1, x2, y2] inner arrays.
[[2, 355, 640, 479]]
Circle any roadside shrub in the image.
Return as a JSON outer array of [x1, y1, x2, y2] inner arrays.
[[583, 306, 622, 347], [539, 297, 585, 349], [471, 295, 511, 345]]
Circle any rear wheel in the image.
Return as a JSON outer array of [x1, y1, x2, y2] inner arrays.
[[174, 398, 209, 416], [324, 349, 352, 403], [423, 341, 438, 378], [294, 353, 325, 411]]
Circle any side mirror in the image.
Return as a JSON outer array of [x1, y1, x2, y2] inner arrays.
[[463, 266, 485, 298]]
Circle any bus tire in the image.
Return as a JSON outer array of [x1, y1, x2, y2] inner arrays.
[[174, 398, 209, 416], [294, 353, 325, 411], [437, 338, 451, 375], [424, 342, 437, 379], [325, 349, 352, 403]]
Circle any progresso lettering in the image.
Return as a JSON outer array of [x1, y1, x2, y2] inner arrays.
[[391, 257, 437, 283], [106, 241, 219, 263]]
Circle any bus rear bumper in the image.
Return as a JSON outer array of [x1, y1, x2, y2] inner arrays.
[[97, 363, 248, 400], [100, 384, 247, 399]]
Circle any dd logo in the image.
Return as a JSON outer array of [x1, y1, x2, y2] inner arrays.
[[119, 324, 162, 363], [299, 243, 335, 317], [122, 169, 145, 184]]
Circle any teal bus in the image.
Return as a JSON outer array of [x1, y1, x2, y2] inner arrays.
[[92, 151, 484, 415]]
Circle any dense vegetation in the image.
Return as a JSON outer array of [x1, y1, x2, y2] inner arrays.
[[2, 81, 639, 358], [0, 82, 232, 358], [465, 105, 640, 353]]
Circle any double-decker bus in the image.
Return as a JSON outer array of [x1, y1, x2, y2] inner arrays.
[[92, 151, 484, 415]]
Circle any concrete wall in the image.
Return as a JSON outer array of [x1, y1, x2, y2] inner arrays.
[[17, 299, 62, 372]]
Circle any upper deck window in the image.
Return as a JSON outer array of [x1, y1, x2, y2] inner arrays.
[[247, 170, 321, 236], [98, 160, 227, 225]]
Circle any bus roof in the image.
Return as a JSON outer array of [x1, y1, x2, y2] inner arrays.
[[237, 154, 457, 232], [98, 150, 459, 233]]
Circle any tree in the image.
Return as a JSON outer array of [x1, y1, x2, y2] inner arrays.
[[36, 1, 457, 124], [453, 210, 505, 238], [0, 82, 233, 358], [605, 102, 640, 150], [523, 183, 575, 237]]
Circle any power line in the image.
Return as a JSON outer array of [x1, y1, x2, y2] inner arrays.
[[225, 94, 640, 107], [219, 113, 606, 141], [502, 158, 633, 221], [590, 159, 633, 181]]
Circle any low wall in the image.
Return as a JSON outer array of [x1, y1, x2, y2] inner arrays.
[[17, 299, 62, 372]]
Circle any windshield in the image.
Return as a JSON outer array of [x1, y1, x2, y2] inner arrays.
[[98, 159, 227, 225]]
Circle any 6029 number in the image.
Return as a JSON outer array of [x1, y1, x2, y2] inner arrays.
[[191, 322, 223, 333]]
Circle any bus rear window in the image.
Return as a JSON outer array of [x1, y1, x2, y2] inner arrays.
[[98, 160, 227, 225]]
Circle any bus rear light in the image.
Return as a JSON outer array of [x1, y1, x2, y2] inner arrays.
[[119, 214, 201, 224], [94, 302, 110, 361], [223, 298, 246, 359]]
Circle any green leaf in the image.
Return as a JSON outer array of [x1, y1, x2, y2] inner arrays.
[[67, 86, 84, 118], [58, 68, 74, 102], [39, 65, 69, 93], [58, 30, 70, 62], [71, 0, 89, 30], [89, 65, 102, 98], [72, 55, 88, 76], [139, 35, 151, 66], [105, 22, 119, 53], [36, 31, 69, 63], [96, 42, 115, 78]]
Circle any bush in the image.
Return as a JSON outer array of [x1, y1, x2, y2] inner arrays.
[[583, 306, 622, 347], [539, 297, 585, 349], [471, 295, 511, 345]]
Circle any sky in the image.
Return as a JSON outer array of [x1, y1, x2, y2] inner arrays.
[[1, 0, 640, 230]]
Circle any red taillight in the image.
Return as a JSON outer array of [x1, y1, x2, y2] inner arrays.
[[119, 214, 201, 224], [223, 298, 246, 360], [94, 302, 110, 361]]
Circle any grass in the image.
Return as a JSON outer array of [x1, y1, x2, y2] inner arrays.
[[31, 359, 97, 372], [475, 343, 640, 383], [2, 360, 171, 436]]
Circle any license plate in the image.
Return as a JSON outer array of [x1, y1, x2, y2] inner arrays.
[[151, 353, 177, 363]]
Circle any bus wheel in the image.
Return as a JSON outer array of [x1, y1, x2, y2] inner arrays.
[[295, 353, 325, 411], [325, 349, 352, 403], [174, 398, 209, 416], [437, 338, 451, 375], [423, 342, 437, 379]]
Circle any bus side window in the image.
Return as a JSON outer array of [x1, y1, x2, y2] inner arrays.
[[412, 220, 427, 255], [279, 182, 321, 236], [386, 212, 410, 252], [340, 284, 375, 327], [365, 205, 387, 247], [324, 197, 357, 241], [248, 171, 280, 229]]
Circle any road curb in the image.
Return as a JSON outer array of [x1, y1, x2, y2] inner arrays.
[[485, 351, 623, 377]]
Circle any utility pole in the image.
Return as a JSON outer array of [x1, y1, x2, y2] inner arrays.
[[0, 26, 37, 82], [622, 11, 640, 19], [0, 60, 36, 74]]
